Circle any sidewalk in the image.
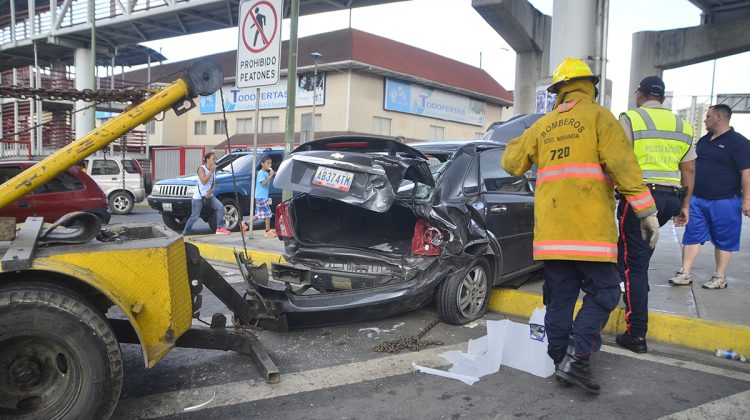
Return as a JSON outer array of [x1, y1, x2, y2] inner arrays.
[[187, 218, 750, 355]]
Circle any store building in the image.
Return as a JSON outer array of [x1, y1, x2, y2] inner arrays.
[[123, 28, 514, 150]]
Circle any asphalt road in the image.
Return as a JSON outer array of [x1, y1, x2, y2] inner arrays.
[[108, 258, 750, 420]]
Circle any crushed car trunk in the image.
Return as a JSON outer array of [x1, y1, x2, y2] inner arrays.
[[290, 195, 417, 255]]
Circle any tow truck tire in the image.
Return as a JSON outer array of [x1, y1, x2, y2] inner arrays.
[[220, 197, 241, 231], [109, 190, 134, 215], [162, 213, 188, 232], [436, 258, 491, 325], [0, 282, 123, 419]]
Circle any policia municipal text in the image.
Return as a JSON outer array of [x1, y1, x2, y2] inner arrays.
[[502, 58, 659, 394]]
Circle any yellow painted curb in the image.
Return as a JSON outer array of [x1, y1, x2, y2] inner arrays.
[[488, 288, 750, 355], [188, 239, 286, 267]]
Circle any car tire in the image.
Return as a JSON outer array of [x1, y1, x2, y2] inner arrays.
[[220, 197, 241, 231], [108, 191, 134, 215], [436, 257, 492, 325], [161, 213, 187, 232], [0, 281, 123, 419], [143, 173, 153, 195]]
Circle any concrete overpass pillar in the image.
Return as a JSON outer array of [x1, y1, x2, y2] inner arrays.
[[549, 0, 597, 73], [628, 17, 750, 108], [74, 48, 95, 139], [472, 0, 551, 115]]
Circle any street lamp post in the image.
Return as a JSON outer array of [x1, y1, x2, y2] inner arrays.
[[309, 52, 322, 142]]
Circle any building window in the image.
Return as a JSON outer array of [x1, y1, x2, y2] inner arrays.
[[214, 119, 227, 135], [146, 120, 156, 135], [194, 120, 207, 135], [236, 117, 253, 134], [372, 116, 391, 136], [429, 125, 445, 141], [300, 113, 322, 143], [262, 116, 280, 133]]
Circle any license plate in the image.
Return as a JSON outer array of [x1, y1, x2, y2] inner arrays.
[[312, 166, 354, 191], [162, 202, 173, 212]]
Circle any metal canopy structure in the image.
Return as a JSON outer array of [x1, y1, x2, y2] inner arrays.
[[0, 0, 404, 71], [689, 0, 750, 23]]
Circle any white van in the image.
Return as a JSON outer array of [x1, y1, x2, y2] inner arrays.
[[82, 157, 146, 215]]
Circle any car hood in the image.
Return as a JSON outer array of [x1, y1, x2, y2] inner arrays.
[[274, 137, 434, 212]]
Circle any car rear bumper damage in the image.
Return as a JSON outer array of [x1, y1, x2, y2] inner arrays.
[[253, 260, 453, 328]]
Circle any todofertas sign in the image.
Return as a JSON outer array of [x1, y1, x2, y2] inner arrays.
[[236, 0, 283, 88]]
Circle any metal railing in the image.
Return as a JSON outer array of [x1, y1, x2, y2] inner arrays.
[[1, 0, 195, 46]]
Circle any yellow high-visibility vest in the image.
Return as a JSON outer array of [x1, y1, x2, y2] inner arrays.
[[622, 107, 693, 184]]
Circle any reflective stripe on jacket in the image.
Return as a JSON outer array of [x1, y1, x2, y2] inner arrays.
[[622, 107, 693, 184], [501, 79, 656, 263]]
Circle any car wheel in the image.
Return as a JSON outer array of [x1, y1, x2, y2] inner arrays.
[[143, 174, 153, 195], [161, 213, 187, 232], [0, 282, 123, 419], [108, 191, 134, 215], [436, 258, 491, 325], [221, 198, 241, 231]]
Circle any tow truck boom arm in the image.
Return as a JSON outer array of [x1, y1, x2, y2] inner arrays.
[[0, 59, 223, 210]]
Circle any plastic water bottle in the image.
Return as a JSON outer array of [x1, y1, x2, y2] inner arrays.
[[715, 349, 747, 362]]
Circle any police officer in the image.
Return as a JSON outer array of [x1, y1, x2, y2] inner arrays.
[[502, 58, 659, 394], [616, 76, 695, 354]]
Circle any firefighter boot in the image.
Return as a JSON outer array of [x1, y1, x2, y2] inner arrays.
[[548, 346, 573, 387], [555, 342, 601, 394]]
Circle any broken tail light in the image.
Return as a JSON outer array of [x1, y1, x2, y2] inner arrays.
[[411, 219, 443, 256], [275, 201, 295, 239]]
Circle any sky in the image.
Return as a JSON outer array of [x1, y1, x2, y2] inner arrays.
[[142, 0, 750, 133]]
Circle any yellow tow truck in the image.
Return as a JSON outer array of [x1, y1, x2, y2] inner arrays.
[[0, 60, 284, 419]]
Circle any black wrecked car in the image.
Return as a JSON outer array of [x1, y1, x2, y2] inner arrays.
[[253, 136, 541, 327]]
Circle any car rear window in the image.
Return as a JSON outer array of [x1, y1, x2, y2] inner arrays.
[[122, 159, 140, 174], [33, 171, 85, 194], [0, 166, 22, 184]]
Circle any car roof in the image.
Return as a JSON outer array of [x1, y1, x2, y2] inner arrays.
[[410, 140, 498, 153]]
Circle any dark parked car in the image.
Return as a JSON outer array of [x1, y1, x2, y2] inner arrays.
[[0, 161, 110, 224], [256, 136, 541, 327], [147, 149, 284, 231], [482, 114, 544, 144]]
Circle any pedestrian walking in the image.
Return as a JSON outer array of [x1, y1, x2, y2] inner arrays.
[[615, 76, 695, 354], [182, 152, 230, 236], [669, 104, 750, 289], [502, 58, 659, 394], [241, 155, 277, 237]]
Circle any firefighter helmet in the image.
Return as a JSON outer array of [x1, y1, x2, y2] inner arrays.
[[548, 58, 599, 93]]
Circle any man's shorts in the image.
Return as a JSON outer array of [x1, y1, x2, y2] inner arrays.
[[254, 198, 273, 220], [682, 195, 742, 252]]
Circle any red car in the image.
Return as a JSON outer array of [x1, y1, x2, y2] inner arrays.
[[0, 161, 111, 224]]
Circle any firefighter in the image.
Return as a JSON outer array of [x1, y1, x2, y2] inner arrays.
[[501, 58, 659, 394], [616, 76, 695, 354]]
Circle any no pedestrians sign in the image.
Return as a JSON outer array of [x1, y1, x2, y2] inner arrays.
[[236, 0, 283, 88]]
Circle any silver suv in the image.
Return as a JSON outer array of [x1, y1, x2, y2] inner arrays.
[[82, 157, 146, 215]]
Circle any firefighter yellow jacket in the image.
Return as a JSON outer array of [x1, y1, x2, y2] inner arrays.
[[501, 79, 656, 263]]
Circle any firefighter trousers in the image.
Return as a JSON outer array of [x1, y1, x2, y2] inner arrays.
[[543, 260, 621, 358]]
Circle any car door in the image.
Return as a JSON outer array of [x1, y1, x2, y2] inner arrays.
[[90, 158, 121, 195], [0, 165, 34, 222], [477, 148, 535, 274], [31, 169, 88, 221]]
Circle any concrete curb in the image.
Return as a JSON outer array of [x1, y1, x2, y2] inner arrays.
[[186, 237, 287, 267], [189, 240, 750, 356], [488, 289, 750, 356]]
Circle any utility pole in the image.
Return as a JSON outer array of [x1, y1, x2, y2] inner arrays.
[[309, 51, 322, 143], [282, 0, 299, 201]]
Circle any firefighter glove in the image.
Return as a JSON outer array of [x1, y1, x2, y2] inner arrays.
[[640, 213, 660, 249]]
